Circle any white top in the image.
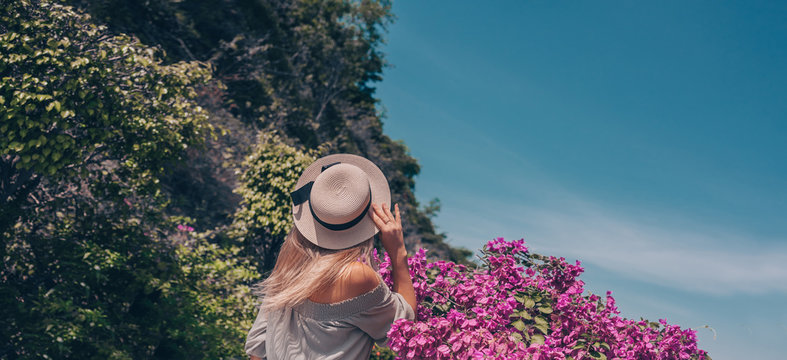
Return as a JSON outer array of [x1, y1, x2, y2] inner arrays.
[[245, 281, 415, 360]]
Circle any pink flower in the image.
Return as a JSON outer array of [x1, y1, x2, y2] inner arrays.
[[380, 238, 709, 360]]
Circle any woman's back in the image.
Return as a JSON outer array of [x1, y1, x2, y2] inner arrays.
[[245, 262, 414, 360]]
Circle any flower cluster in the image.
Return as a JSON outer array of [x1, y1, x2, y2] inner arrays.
[[177, 224, 195, 232], [373, 238, 710, 360]]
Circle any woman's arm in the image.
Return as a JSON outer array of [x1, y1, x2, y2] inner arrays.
[[370, 203, 417, 314]]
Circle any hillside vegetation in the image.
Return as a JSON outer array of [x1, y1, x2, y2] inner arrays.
[[62, 0, 471, 263], [1, 0, 468, 358]]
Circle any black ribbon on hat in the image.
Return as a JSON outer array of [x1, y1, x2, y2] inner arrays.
[[291, 162, 372, 231]]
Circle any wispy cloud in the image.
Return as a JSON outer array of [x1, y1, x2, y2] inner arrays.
[[441, 193, 787, 295]]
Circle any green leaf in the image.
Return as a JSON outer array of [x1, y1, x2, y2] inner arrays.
[[589, 350, 606, 360], [524, 297, 535, 308], [511, 332, 523, 342], [533, 324, 549, 335], [538, 306, 553, 314]]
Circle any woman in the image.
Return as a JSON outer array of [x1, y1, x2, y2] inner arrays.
[[245, 154, 417, 360]]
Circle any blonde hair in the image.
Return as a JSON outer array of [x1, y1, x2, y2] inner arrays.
[[255, 227, 378, 311]]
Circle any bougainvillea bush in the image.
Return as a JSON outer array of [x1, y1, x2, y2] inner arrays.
[[372, 238, 710, 360]]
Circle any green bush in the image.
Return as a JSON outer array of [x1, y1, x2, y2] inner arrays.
[[1, 1, 259, 358], [0, 0, 211, 223], [231, 134, 318, 272]]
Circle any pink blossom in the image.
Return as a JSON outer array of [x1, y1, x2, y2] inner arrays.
[[374, 238, 710, 360]]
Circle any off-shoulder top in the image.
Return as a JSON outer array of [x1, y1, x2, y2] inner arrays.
[[244, 281, 415, 360]]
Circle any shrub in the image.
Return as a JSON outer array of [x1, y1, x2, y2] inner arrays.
[[230, 134, 318, 271], [374, 238, 710, 360]]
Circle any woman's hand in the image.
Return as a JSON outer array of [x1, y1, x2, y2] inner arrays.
[[369, 202, 417, 315], [370, 203, 405, 258]]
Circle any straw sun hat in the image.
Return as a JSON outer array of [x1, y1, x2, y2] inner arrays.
[[290, 154, 391, 250]]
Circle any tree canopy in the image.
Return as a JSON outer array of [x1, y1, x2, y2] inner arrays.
[[62, 0, 470, 264], [1, 1, 253, 358], [0, 0, 211, 231]]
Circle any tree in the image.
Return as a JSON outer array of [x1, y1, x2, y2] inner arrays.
[[0, 0, 211, 232], [63, 0, 473, 264], [1, 1, 257, 358]]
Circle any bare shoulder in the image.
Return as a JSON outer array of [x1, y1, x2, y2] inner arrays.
[[310, 262, 381, 304], [342, 262, 381, 296]]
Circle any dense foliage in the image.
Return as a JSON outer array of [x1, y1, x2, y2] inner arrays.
[[0, 0, 211, 230], [231, 134, 317, 271], [62, 0, 471, 264], [374, 239, 710, 360], [0, 1, 253, 358]]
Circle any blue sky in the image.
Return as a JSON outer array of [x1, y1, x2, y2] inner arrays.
[[376, 1, 787, 358]]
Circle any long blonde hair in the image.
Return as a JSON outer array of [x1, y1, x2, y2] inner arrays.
[[255, 227, 378, 310]]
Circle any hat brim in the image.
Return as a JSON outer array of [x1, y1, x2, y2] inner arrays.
[[292, 154, 391, 250]]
